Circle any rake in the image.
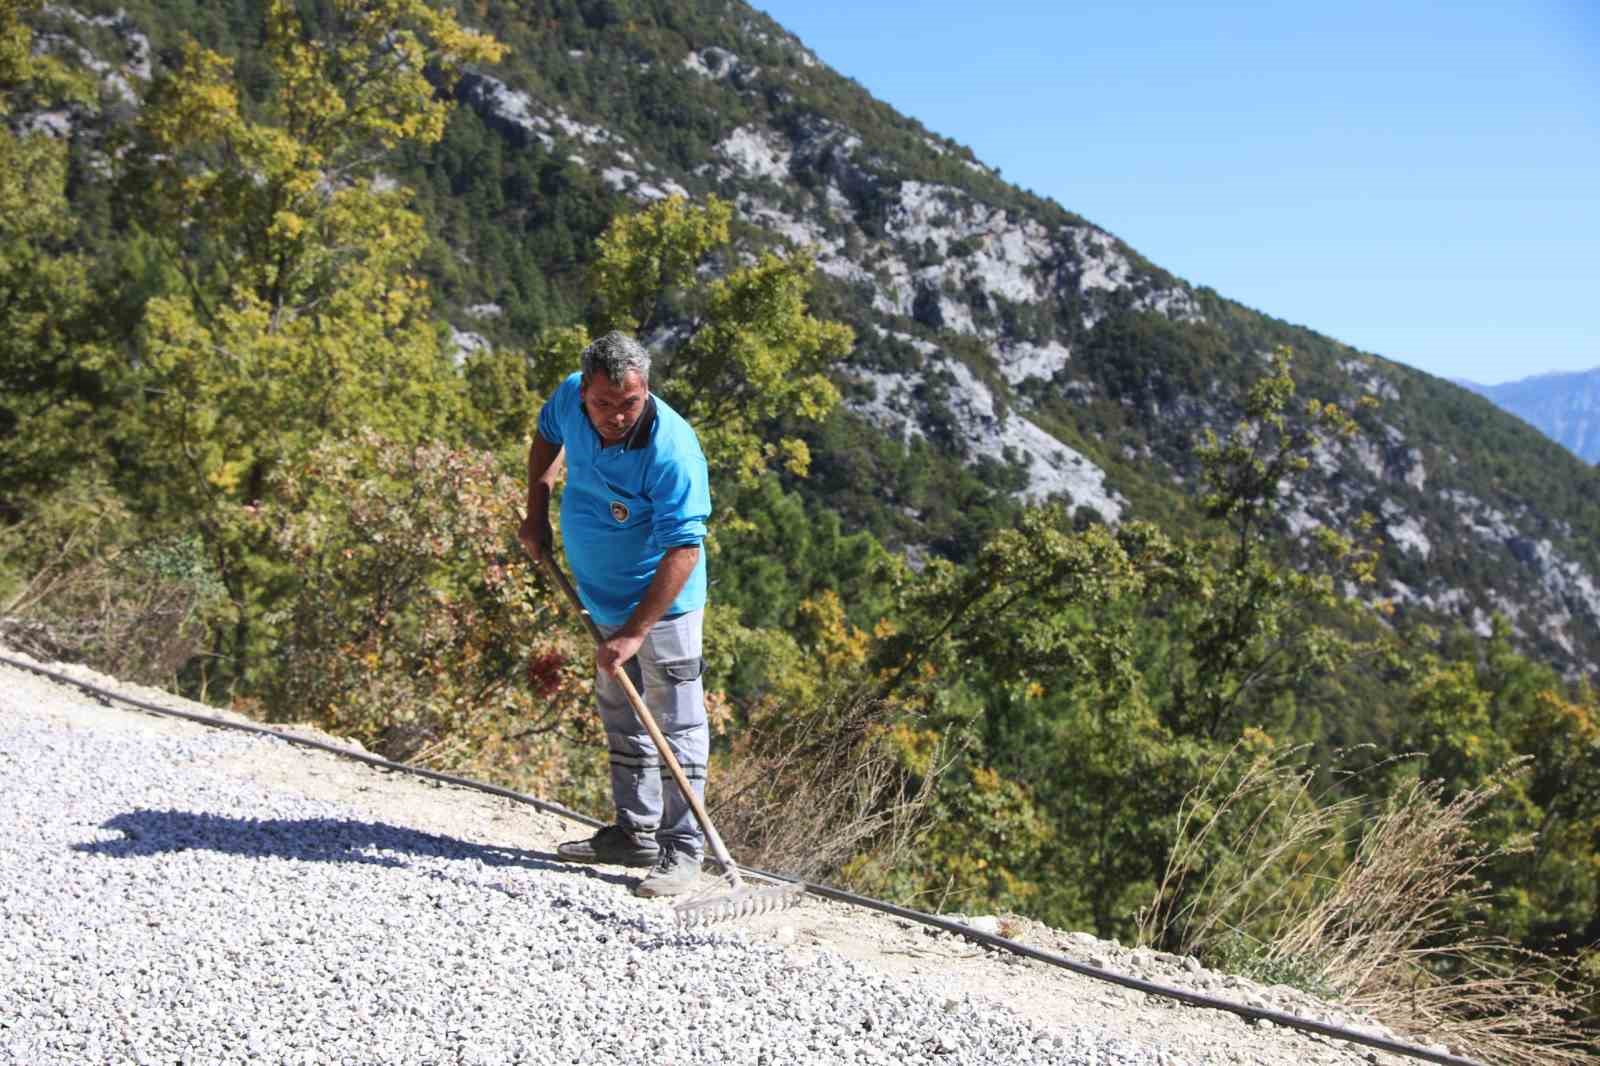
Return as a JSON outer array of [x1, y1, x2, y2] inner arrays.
[[540, 555, 806, 926]]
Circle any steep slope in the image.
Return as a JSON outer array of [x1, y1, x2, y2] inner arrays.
[[24, 0, 1600, 676], [441, 1, 1600, 672], [1461, 369, 1600, 464]]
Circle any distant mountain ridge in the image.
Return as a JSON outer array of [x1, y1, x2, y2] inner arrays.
[[1460, 369, 1600, 464]]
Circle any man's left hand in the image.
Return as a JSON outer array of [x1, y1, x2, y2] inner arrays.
[[597, 630, 646, 676]]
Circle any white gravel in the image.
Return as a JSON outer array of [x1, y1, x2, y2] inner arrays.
[[2, 662, 1185, 1066], [0, 653, 1459, 1066]]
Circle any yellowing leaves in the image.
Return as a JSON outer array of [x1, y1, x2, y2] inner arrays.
[[0, 0, 32, 90], [141, 43, 241, 151], [565, 195, 854, 489], [797, 589, 872, 674], [1536, 688, 1600, 746], [268, 210, 307, 242], [262, 0, 504, 157], [590, 194, 732, 335], [881, 723, 941, 777]]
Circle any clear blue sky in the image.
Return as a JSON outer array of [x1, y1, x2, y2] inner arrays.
[[753, 1, 1598, 385]]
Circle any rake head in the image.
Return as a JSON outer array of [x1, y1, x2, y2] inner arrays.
[[673, 878, 807, 926]]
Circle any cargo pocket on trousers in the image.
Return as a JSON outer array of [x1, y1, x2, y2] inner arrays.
[[657, 656, 708, 748], [661, 656, 704, 684]]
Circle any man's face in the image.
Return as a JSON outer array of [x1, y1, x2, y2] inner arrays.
[[581, 369, 648, 444]]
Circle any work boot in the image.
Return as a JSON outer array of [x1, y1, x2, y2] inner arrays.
[[633, 847, 703, 898], [555, 824, 659, 868]]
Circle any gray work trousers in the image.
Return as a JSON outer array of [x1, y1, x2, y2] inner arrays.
[[594, 609, 707, 859]]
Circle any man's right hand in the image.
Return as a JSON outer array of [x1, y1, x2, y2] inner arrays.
[[517, 511, 552, 563]]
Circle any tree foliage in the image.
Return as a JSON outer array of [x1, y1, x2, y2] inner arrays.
[[109, 0, 507, 684], [256, 432, 597, 790], [1162, 350, 1383, 740], [1399, 620, 1600, 954], [551, 194, 853, 486], [853, 352, 1395, 937], [126, 0, 504, 507], [0, 0, 110, 508]]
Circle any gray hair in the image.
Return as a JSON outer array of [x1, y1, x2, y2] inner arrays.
[[580, 331, 651, 386]]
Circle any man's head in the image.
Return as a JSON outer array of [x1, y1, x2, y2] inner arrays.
[[579, 331, 652, 444]]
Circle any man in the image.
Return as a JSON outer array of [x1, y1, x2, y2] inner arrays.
[[518, 331, 713, 898]]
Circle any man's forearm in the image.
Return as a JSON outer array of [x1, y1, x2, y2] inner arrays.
[[617, 544, 700, 639], [526, 434, 564, 514], [520, 434, 564, 561]]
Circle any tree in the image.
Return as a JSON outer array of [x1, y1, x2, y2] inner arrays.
[[709, 475, 895, 633], [128, 0, 504, 498], [120, 0, 505, 683], [1400, 619, 1600, 953], [854, 352, 1392, 934], [1159, 349, 1384, 741], [858, 506, 1173, 929], [0, 0, 108, 509], [257, 431, 597, 789], [546, 194, 854, 487]]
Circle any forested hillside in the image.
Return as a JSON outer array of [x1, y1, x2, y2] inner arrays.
[[3, 1, 1598, 1058]]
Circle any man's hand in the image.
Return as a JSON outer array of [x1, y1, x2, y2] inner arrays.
[[597, 629, 646, 675], [597, 544, 698, 675], [517, 511, 552, 563]]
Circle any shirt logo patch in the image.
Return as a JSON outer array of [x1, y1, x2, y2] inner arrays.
[[610, 501, 630, 524]]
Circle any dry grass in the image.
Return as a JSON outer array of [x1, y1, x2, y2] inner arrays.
[[1, 489, 225, 687], [1137, 741, 1357, 956], [1271, 775, 1593, 1066], [708, 691, 939, 883], [1139, 744, 1597, 1066]]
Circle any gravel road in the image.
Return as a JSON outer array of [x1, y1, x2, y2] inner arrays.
[[0, 653, 1448, 1066]]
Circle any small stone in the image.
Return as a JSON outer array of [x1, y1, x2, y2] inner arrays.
[[962, 915, 1002, 937]]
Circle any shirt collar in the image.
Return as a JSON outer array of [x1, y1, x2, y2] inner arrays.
[[593, 394, 657, 452]]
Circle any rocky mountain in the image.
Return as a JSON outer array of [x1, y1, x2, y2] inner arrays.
[[22, 0, 1600, 677], [1460, 369, 1600, 464]]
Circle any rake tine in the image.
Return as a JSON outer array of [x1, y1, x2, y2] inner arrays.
[[674, 880, 807, 927]]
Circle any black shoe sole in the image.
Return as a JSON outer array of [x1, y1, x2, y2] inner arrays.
[[554, 848, 659, 869]]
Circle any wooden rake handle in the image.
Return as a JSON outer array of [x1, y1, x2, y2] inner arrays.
[[539, 555, 744, 887]]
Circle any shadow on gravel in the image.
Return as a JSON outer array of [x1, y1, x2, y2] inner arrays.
[[73, 809, 637, 891]]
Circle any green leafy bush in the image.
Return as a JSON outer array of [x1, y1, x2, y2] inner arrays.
[[256, 433, 601, 800]]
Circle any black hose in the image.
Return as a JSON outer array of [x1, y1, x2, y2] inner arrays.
[[0, 651, 1483, 1066]]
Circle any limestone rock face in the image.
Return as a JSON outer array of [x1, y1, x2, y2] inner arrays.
[[20, 7, 151, 135]]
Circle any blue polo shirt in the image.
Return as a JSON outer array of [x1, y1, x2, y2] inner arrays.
[[537, 372, 710, 626]]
